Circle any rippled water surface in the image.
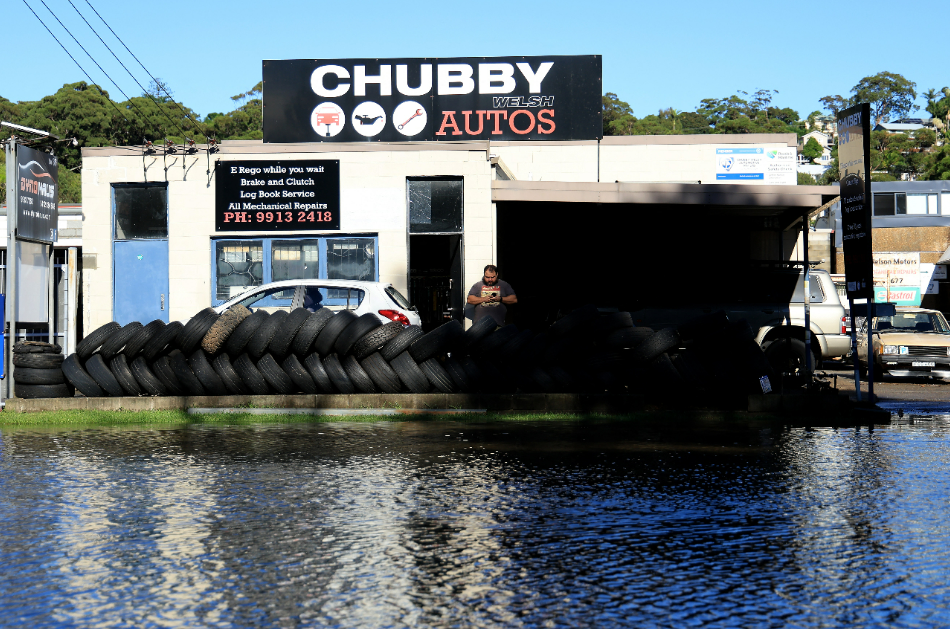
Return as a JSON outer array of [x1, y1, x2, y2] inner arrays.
[[3, 416, 950, 628]]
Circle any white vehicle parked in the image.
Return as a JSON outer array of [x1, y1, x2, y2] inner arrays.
[[214, 279, 421, 327]]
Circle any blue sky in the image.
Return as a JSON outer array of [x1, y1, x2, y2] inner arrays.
[[3, 0, 945, 123]]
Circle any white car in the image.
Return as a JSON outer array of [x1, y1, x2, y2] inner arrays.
[[213, 279, 421, 327]]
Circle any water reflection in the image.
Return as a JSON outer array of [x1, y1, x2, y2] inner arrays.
[[3, 418, 950, 627]]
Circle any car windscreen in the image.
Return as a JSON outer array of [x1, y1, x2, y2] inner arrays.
[[874, 313, 950, 334]]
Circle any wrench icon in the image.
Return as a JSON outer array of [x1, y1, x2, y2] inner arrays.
[[398, 109, 424, 130]]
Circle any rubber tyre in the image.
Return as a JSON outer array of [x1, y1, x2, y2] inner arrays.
[[233, 354, 270, 395], [212, 353, 250, 395], [304, 353, 335, 393], [61, 354, 105, 397], [268, 308, 312, 359], [342, 354, 378, 393], [122, 320, 165, 358], [677, 310, 729, 342], [632, 328, 681, 364], [202, 305, 251, 355], [390, 351, 430, 393], [77, 322, 121, 360], [281, 354, 319, 394], [84, 354, 125, 397], [477, 324, 520, 355], [419, 358, 456, 393], [596, 311, 634, 333], [151, 356, 187, 396], [499, 329, 534, 360], [177, 308, 219, 355], [460, 316, 497, 352], [763, 338, 813, 383], [110, 354, 144, 396], [247, 310, 289, 360], [475, 358, 513, 393], [13, 341, 62, 354], [98, 322, 144, 360], [548, 366, 576, 392], [130, 356, 167, 396], [724, 319, 756, 344], [291, 309, 335, 357], [188, 350, 228, 396], [522, 332, 551, 364], [15, 366, 66, 385], [460, 357, 483, 391], [13, 352, 65, 369], [549, 304, 599, 338], [169, 350, 207, 396], [323, 354, 356, 394], [529, 367, 558, 393], [15, 383, 72, 399], [380, 325, 423, 362], [409, 320, 464, 362], [142, 321, 183, 361], [352, 321, 404, 360], [606, 327, 654, 350], [443, 356, 471, 392], [223, 311, 268, 357], [333, 313, 382, 357], [256, 354, 296, 394], [360, 353, 402, 393], [313, 311, 359, 357]]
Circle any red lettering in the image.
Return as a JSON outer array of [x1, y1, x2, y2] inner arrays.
[[509, 109, 535, 135], [486, 110, 508, 134], [223, 212, 234, 223], [537, 109, 556, 134], [462, 110, 485, 135], [436, 111, 463, 136]]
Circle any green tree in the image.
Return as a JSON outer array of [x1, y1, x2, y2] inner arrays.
[[851, 71, 918, 125], [819, 95, 849, 117], [602, 92, 636, 136], [802, 137, 824, 163], [926, 144, 950, 179], [798, 171, 817, 185]]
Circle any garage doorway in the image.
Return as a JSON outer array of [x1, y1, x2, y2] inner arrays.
[[112, 183, 169, 324], [407, 177, 463, 332]]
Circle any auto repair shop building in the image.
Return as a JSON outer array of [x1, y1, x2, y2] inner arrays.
[[78, 56, 838, 331]]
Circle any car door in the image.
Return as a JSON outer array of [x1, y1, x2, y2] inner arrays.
[[231, 285, 297, 313]]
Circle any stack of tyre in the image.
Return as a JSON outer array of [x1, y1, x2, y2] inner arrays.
[[12, 341, 72, 399], [48, 303, 773, 399]]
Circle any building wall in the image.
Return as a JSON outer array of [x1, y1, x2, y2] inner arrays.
[[81, 145, 495, 330]]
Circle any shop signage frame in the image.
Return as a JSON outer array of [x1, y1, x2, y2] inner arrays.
[[837, 103, 872, 298], [215, 160, 341, 232], [262, 55, 603, 143]]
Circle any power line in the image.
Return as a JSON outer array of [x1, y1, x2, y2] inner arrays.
[[83, 0, 207, 137], [19, 0, 135, 134], [65, 0, 202, 140], [37, 0, 187, 140], [66, 0, 195, 138]]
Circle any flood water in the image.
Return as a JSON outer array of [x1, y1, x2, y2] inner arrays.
[[3, 415, 950, 628]]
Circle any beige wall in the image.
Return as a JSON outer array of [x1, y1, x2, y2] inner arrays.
[[81, 145, 495, 330]]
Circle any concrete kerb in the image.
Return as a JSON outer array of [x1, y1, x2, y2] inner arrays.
[[4, 393, 648, 414]]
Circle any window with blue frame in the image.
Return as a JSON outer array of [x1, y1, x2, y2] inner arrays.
[[212, 236, 378, 306]]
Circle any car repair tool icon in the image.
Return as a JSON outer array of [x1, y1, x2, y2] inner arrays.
[[398, 109, 424, 130], [351, 101, 387, 138], [310, 102, 346, 138]]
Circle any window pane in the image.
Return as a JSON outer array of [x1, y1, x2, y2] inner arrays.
[[929, 194, 939, 214], [873, 193, 895, 216], [907, 193, 928, 215], [327, 238, 375, 281], [215, 241, 263, 301], [114, 185, 168, 239], [895, 193, 907, 214], [942, 193, 950, 214], [408, 178, 463, 233]]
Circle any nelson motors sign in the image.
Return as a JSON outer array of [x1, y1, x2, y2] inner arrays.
[[262, 56, 602, 143]]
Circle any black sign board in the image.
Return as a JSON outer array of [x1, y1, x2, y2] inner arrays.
[[837, 103, 873, 298], [16, 145, 58, 242], [262, 55, 602, 143], [215, 160, 340, 231]]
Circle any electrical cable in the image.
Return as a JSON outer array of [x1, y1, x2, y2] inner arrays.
[[65, 0, 200, 141], [37, 0, 187, 141], [19, 0, 134, 131], [83, 0, 207, 137]]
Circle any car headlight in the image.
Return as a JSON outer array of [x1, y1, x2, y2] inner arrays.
[[883, 345, 898, 354]]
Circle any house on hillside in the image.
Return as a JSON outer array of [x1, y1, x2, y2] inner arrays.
[[798, 130, 833, 165], [874, 122, 927, 136]]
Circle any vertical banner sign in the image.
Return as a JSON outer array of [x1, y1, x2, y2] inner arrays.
[[262, 56, 602, 143], [215, 160, 341, 231], [837, 103, 872, 298], [16, 145, 58, 242]]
